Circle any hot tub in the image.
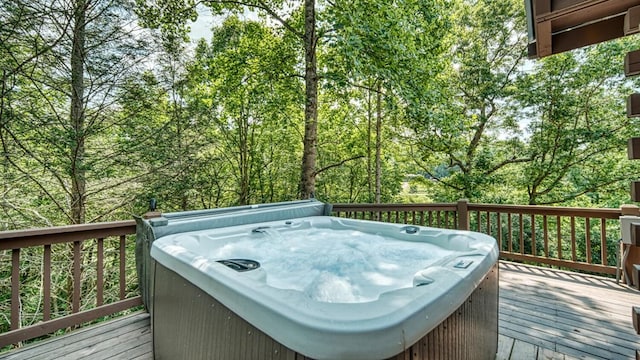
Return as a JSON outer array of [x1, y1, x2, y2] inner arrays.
[[138, 201, 499, 360]]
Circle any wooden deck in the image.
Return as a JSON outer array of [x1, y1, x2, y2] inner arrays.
[[1, 262, 639, 360]]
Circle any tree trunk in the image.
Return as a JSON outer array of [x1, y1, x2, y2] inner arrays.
[[366, 85, 373, 202], [70, 0, 86, 224], [375, 83, 382, 204], [299, 0, 318, 199], [239, 107, 250, 205]]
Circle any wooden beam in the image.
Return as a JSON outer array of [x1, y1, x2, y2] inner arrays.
[[539, 0, 640, 31], [633, 223, 640, 246], [632, 181, 640, 202], [528, 43, 538, 59], [0, 220, 135, 250], [626, 50, 640, 77], [625, 6, 640, 35], [629, 93, 640, 118], [536, 20, 554, 59], [534, 0, 551, 15], [622, 204, 640, 216], [530, 14, 627, 58], [552, 14, 625, 54], [533, 1, 553, 57], [629, 138, 640, 159], [529, 1, 640, 58]]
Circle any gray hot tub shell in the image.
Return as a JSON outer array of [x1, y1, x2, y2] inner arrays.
[[136, 200, 498, 360]]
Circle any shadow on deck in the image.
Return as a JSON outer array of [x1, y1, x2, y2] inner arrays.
[[1, 261, 639, 360]]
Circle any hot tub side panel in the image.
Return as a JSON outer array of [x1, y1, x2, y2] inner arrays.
[[152, 263, 498, 360]]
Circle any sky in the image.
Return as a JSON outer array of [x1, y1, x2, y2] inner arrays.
[[189, 5, 215, 43], [189, 5, 261, 43]]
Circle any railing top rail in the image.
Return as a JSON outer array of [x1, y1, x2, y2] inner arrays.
[[467, 203, 623, 219], [0, 220, 136, 250], [332, 203, 458, 211]]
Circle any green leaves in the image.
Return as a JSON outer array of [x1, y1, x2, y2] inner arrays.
[[514, 40, 638, 205]]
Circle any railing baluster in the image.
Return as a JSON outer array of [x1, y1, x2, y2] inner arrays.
[[486, 212, 491, 236], [600, 218, 607, 265], [428, 212, 433, 226], [73, 241, 81, 313], [519, 214, 524, 254], [543, 216, 549, 258], [119, 235, 126, 300], [531, 214, 536, 256], [557, 216, 562, 260], [43, 244, 51, 321], [11, 249, 20, 331], [453, 211, 458, 230], [508, 214, 513, 253], [97, 238, 104, 306], [419, 211, 424, 226], [476, 211, 481, 232], [570, 217, 576, 261], [497, 213, 502, 251], [585, 218, 592, 264], [444, 212, 449, 229]]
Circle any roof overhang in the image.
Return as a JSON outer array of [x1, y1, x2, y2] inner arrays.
[[526, 0, 640, 58]]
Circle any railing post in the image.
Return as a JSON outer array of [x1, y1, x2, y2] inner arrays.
[[11, 249, 20, 331], [620, 204, 640, 288], [457, 199, 469, 230], [621, 204, 640, 216]]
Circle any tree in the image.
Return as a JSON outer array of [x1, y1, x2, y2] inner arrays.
[[185, 17, 302, 205], [516, 40, 639, 205], [135, 0, 322, 198], [409, 0, 529, 201], [324, 0, 450, 203], [0, 0, 151, 225]]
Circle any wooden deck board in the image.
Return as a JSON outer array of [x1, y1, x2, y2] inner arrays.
[[499, 262, 640, 360], [497, 334, 515, 360], [0, 261, 639, 360]]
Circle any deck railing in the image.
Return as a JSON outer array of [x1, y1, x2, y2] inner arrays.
[[332, 200, 633, 275], [0, 221, 140, 348], [0, 201, 637, 349]]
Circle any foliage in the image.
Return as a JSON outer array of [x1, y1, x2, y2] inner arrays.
[[3, 0, 640, 346], [409, 0, 530, 201], [0, 0, 152, 227], [0, 0, 635, 218], [515, 39, 640, 205]]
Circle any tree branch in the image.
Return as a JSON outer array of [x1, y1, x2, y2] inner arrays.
[[313, 155, 365, 176], [203, 0, 304, 38]]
